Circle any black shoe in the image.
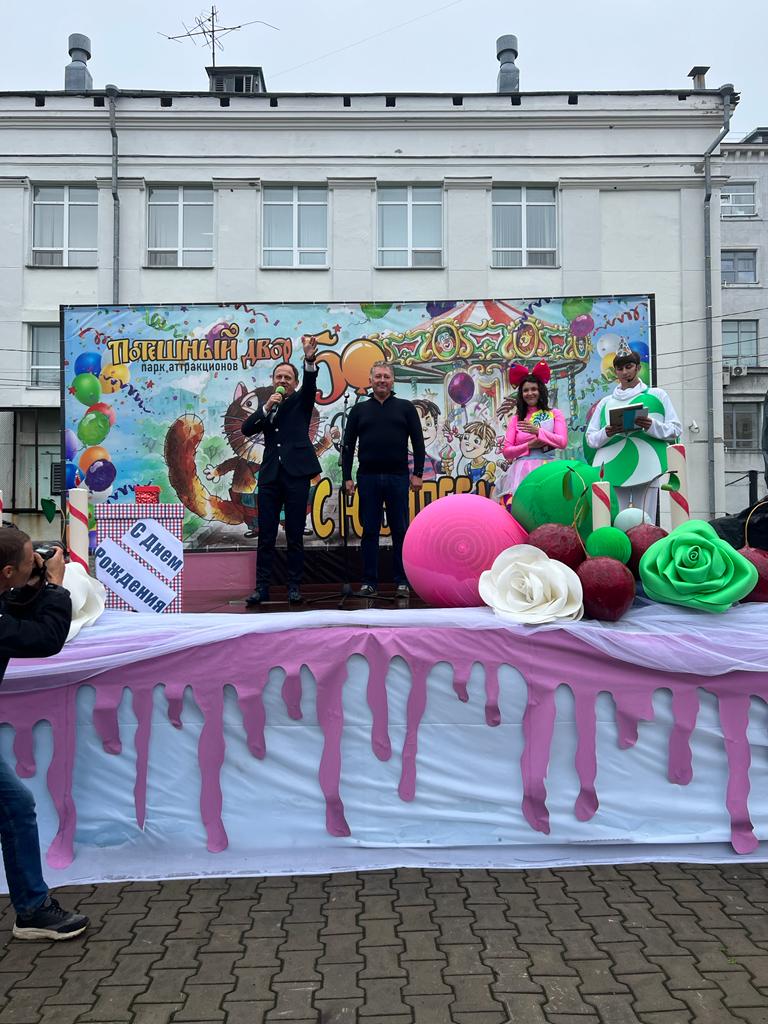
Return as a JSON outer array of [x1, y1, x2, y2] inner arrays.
[[245, 588, 269, 607], [13, 897, 89, 941], [356, 585, 378, 598], [288, 587, 304, 604], [395, 583, 411, 598]]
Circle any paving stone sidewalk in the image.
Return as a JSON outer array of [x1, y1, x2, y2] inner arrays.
[[0, 862, 767, 1024]]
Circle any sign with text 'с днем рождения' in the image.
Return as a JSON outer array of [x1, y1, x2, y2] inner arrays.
[[120, 518, 184, 580]]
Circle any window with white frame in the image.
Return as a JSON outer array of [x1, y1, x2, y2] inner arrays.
[[721, 183, 756, 217], [32, 186, 97, 267], [262, 186, 328, 267], [147, 186, 213, 267], [492, 186, 557, 267], [30, 325, 60, 388], [721, 250, 757, 285], [724, 402, 762, 449], [722, 320, 758, 366], [377, 186, 443, 268]]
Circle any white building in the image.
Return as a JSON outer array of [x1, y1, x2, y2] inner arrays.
[[0, 36, 738, 527], [720, 127, 768, 514]]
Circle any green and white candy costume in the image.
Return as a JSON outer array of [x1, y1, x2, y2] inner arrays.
[[584, 381, 681, 507]]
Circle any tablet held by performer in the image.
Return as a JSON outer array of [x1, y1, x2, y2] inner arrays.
[[342, 361, 425, 598], [585, 340, 681, 518], [242, 335, 321, 605], [497, 360, 568, 510]]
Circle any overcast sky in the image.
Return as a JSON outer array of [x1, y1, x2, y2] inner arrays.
[[8, 0, 763, 137]]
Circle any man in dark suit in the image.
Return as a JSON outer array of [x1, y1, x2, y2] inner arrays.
[[242, 334, 321, 605]]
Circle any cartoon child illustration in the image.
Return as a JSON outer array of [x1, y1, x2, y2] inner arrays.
[[411, 398, 455, 479], [458, 421, 497, 491]]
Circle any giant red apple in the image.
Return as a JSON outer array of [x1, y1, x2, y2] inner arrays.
[[528, 523, 586, 572], [739, 546, 768, 602], [626, 524, 668, 579], [577, 557, 636, 622]]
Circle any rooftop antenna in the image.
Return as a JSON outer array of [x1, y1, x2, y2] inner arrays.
[[160, 5, 278, 67]]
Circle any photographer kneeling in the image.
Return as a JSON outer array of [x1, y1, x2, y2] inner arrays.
[[0, 527, 88, 940]]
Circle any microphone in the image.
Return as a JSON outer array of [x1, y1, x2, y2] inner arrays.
[[267, 385, 286, 423]]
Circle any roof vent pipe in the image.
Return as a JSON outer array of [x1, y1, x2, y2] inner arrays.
[[688, 66, 710, 90], [65, 34, 93, 92], [496, 35, 519, 93]]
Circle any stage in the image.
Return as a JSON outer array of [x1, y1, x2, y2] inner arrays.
[[2, 600, 768, 887]]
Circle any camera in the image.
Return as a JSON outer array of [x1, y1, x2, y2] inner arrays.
[[30, 541, 66, 580]]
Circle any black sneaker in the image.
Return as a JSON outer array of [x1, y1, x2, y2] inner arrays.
[[13, 897, 89, 941], [356, 585, 378, 598], [395, 583, 410, 598], [245, 588, 269, 607], [288, 587, 304, 604]]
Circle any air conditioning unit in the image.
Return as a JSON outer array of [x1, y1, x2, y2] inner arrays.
[[731, 365, 749, 377]]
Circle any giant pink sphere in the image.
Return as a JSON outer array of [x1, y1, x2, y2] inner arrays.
[[403, 493, 528, 607]]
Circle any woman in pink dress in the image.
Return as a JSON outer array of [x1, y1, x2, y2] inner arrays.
[[497, 360, 568, 510]]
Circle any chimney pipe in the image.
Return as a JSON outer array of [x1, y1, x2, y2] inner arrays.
[[496, 35, 519, 94], [65, 34, 93, 92], [688, 65, 710, 90]]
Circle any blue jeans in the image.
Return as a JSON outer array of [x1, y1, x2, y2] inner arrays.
[[0, 753, 48, 915], [357, 473, 410, 588]]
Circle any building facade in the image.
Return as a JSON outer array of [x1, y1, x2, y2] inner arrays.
[[720, 128, 768, 515], [0, 47, 738, 527]]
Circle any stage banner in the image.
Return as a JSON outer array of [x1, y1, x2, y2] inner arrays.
[[62, 297, 653, 551]]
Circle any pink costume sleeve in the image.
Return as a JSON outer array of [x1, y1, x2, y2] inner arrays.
[[537, 409, 568, 450], [503, 415, 531, 461]]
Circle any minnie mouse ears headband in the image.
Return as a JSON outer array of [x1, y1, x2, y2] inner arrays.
[[508, 360, 551, 387]]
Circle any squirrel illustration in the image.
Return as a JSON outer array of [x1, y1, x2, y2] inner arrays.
[[165, 381, 335, 531]]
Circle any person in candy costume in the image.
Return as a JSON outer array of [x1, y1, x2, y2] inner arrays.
[[498, 361, 568, 510], [585, 340, 681, 519]]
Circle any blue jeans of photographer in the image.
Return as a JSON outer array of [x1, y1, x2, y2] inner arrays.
[[357, 472, 410, 589], [0, 753, 48, 914]]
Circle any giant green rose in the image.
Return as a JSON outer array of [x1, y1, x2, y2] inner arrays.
[[639, 519, 758, 613]]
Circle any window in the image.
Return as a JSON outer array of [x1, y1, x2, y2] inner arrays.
[[492, 186, 557, 267], [377, 186, 442, 267], [30, 325, 60, 388], [721, 250, 757, 285], [724, 402, 762, 449], [147, 186, 213, 267], [721, 183, 756, 217], [722, 320, 758, 366], [32, 185, 97, 267], [262, 186, 328, 267]]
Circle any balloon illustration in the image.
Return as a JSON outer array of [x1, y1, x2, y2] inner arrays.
[[340, 339, 385, 393], [638, 363, 651, 385], [71, 372, 102, 407], [562, 297, 593, 322], [79, 445, 111, 473], [77, 410, 110, 446], [426, 301, 456, 319], [65, 463, 80, 490], [86, 401, 116, 427], [100, 363, 130, 394], [90, 485, 113, 503], [64, 428, 80, 461], [570, 314, 595, 339], [600, 354, 617, 380], [630, 341, 650, 362], [360, 303, 392, 320], [596, 334, 621, 358], [85, 459, 117, 493], [74, 351, 102, 376], [206, 321, 230, 343], [447, 372, 475, 406]]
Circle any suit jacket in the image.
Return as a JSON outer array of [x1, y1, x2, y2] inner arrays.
[[241, 364, 322, 486]]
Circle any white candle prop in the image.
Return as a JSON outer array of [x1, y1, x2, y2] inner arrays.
[[666, 444, 690, 530], [67, 488, 90, 572], [591, 481, 612, 530]]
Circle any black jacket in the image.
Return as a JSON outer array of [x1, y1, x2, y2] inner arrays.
[[0, 583, 72, 684], [241, 364, 322, 485]]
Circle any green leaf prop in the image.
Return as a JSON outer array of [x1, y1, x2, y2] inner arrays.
[[41, 498, 57, 524], [661, 472, 681, 493]]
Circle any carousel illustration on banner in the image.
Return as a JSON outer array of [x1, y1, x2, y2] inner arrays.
[[61, 296, 652, 551]]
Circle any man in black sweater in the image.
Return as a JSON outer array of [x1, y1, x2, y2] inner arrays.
[[0, 527, 89, 940], [241, 334, 321, 605], [342, 361, 425, 597]]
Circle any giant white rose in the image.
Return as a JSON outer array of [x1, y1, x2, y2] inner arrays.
[[478, 544, 584, 624]]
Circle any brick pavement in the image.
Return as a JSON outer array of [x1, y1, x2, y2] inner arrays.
[[0, 863, 767, 1023]]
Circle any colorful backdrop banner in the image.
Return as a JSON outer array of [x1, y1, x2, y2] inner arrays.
[[62, 297, 653, 551]]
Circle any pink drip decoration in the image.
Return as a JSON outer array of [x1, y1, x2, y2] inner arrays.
[[1, 626, 767, 867]]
